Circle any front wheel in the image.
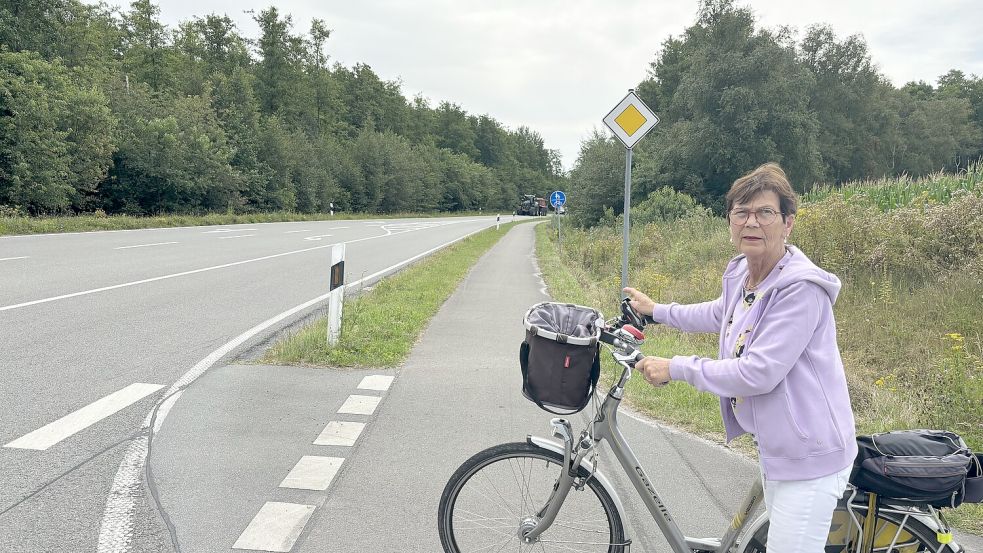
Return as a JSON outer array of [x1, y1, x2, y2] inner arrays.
[[739, 503, 960, 552], [437, 442, 627, 552]]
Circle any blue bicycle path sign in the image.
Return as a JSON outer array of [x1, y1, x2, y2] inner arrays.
[[550, 191, 566, 207]]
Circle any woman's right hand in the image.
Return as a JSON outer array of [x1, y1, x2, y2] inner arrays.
[[622, 287, 655, 317]]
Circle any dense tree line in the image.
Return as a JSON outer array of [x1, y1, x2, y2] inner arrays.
[[571, 0, 982, 223], [0, 0, 562, 215]]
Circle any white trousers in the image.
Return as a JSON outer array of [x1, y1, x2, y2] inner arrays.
[[760, 464, 853, 553]]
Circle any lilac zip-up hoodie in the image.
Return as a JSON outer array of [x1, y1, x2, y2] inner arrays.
[[654, 245, 858, 481]]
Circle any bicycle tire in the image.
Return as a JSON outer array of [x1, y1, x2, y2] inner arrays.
[[739, 503, 960, 553], [438, 441, 627, 552]]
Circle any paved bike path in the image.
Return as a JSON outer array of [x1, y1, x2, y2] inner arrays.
[[294, 221, 761, 551], [151, 221, 983, 552]]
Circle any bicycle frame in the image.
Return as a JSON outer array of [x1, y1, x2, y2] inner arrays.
[[500, 309, 963, 553], [522, 349, 765, 553], [518, 349, 960, 553]]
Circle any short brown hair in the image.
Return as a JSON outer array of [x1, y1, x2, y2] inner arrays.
[[725, 162, 798, 220]]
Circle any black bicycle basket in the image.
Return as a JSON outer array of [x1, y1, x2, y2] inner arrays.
[[519, 302, 602, 415], [851, 429, 974, 508]]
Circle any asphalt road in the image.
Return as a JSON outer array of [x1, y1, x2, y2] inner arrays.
[[0, 216, 505, 552], [134, 221, 761, 553], [4, 219, 980, 553]]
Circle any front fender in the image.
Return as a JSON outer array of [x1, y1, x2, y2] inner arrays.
[[526, 435, 629, 531]]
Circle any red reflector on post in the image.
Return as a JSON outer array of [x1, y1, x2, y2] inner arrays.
[[564, 355, 570, 368]]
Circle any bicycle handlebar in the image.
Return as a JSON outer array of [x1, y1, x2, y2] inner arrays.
[[619, 297, 656, 329]]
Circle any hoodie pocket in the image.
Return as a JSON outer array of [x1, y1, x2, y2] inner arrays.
[[753, 388, 809, 446], [783, 392, 809, 440]]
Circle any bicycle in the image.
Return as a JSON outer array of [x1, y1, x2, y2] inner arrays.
[[437, 299, 965, 552]]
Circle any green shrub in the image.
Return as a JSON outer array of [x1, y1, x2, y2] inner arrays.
[[630, 187, 709, 226]]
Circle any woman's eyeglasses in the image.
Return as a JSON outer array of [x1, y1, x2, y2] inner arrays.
[[729, 207, 782, 225]]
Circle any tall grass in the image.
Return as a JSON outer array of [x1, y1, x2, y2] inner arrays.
[[802, 161, 982, 211], [538, 172, 983, 531]]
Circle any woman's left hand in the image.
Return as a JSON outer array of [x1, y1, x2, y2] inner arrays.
[[636, 356, 672, 387]]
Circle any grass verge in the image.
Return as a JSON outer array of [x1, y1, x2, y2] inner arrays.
[[534, 222, 983, 533], [0, 210, 493, 236], [534, 222, 751, 450], [263, 221, 520, 367]]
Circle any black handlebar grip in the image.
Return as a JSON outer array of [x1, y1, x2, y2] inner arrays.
[[621, 297, 658, 327]]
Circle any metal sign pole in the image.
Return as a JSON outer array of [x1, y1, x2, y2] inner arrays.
[[603, 90, 656, 300], [621, 147, 632, 297], [558, 208, 562, 254]]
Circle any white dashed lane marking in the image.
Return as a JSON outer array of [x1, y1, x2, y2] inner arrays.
[[313, 421, 365, 447], [0, 256, 30, 262], [279, 456, 344, 491], [113, 242, 178, 250], [203, 228, 256, 234], [337, 395, 381, 415], [232, 502, 316, 552], [218, 234, 256, 240], [358, 375, 394, 391], [4, 383, 164, 450]]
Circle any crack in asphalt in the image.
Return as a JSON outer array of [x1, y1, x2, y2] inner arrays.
[[145, 394, 182, 553], [0, 434, 137, 519]]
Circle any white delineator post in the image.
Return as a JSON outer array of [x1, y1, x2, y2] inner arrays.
[[327, 243, 345, 345]]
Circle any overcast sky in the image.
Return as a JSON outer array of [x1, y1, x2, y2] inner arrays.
[[93, 0, 983, 171]]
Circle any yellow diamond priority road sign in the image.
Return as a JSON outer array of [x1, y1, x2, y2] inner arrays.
[[603, 90, 659, 149]]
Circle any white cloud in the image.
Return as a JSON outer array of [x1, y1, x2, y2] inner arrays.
[[92, 1, 983, 170]]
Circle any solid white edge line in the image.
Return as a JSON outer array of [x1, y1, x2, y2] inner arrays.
[[96, 219, 499, 553], [2, 218, 488, 313], [4, 383, 164, 450], [0, 243, 335, 312], [113, 242, 179, 250], [152, 391, 184, 434]]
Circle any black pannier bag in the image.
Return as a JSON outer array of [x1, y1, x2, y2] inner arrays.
[[964, 452, 983, 504], [519, 302, 602, 415], [851, 429, 974, 508]]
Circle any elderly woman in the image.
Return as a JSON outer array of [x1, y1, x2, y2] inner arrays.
[[624, 162, 857, 553]]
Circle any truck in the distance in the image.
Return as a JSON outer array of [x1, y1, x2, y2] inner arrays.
[[517, 194, 547, 216]]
